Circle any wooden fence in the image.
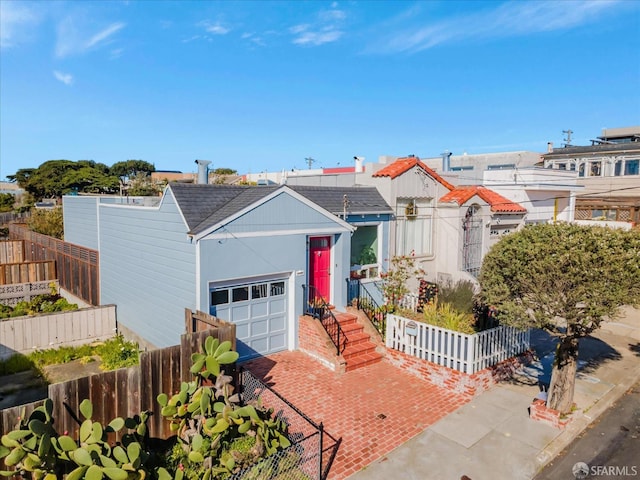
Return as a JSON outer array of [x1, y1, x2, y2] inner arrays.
[[0, 212, 30, 226], [386, 313, 531, 374], [0, 279, 59, 307], [0, 240, 25, 263], [8, 224, 99, 305], [0, 320, 236, 445], [0, 304, 117, 360], [0, 260, 56, 285]]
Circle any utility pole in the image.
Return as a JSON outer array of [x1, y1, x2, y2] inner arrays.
[[305, 157, 316, 169], [562, 129, 573, 147]]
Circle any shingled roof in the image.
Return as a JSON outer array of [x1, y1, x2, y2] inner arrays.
[[372, 156, 455, 190], [168, 183, 392, 235], [439, 186, 527, 213]]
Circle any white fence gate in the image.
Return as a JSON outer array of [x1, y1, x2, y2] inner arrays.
[[385, 313, 530, 374]]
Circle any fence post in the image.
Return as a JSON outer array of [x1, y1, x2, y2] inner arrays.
[[467, 333, 476, 374]]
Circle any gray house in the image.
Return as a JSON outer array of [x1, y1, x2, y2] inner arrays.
[[63, 183, 391, 359]]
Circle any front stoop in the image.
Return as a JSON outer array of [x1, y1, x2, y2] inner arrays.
[[334, 312, 383, 371]]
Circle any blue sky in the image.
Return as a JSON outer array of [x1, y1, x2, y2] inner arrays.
[[1, 0, 639, 180]]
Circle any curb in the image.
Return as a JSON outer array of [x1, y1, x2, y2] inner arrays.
[[534, 365, 640, 473]]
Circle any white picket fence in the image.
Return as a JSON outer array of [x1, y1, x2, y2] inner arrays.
[[0, 305, 117, 360], [385, 313, 531, 374], [397, 293, 420, 311]]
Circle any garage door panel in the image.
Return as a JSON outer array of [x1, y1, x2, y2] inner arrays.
[[249, 337, 269, 353], [231, 304, 250, 321], [251, 301, 269, 318], [251, 319, 269, 336], [269, 298, 286, 314], [269, 333, 286, 350], [235, 323, 250, 339], [270, 315, 286, 332], [210, 276, 289, 359]]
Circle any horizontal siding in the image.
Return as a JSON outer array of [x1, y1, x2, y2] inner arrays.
[[199, 233, 307, 319], [62, 196, 99, 250], [221, 192, 346, 235], [99, 193, 195, 347]]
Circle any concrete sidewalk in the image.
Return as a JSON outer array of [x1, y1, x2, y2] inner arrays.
[[349, 306, 640, 480]]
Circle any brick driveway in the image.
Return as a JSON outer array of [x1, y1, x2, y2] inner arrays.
[[243, 351, 469, 479]]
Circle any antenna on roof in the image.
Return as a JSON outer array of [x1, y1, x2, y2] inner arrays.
[[562, 129, 573, 147], [305, 157, 316, 169]]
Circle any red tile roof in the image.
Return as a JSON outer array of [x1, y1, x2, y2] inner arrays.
[[372, 157, 455, 190], [439, 186, 527, 213]]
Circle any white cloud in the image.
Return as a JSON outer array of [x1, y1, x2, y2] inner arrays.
[[293, 29, 343, 46], [86, 22, 125, 48], [0, 1, 40, 48], [199, 21, 230, 35], [56, 18, 126, 58], [370, 0, 624, 54], [53, 70, 74, 85], [290, 6, 347, 46]]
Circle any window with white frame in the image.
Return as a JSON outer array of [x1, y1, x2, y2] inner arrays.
[[396, 198, 433, 256]]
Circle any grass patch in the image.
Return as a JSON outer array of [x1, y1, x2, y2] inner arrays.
[[0, 335, 140, 378], [0, 353, 37, 376], [29, 344, 95, 369], [95, 335, 140, 370]]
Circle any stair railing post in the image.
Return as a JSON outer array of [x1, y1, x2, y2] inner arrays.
[[318, 422, 324, 480]]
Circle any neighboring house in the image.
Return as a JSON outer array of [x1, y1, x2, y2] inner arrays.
[[542, 126, 640, 225], [483, 167, 583, 224], [285, 155, 528, 283], [416, 150, 543, 185], [438, 186, 527, 279], [62, 183, 391, 359]]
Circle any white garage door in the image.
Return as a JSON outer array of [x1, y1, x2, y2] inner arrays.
[[210, 277, 288, 360]]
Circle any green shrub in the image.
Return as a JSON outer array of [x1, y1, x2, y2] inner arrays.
[[0, 353, 37, 376], [436, 279, 476, 314], [2, 336, 140, 375], [0, 294, 78, 319], [95, 335, 140, 370], [421, 302, 476, 334], [28, 344, 95, 369]]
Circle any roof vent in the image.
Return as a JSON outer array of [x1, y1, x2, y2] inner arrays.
[[195, 159, 211, 184], [441, 151, 452, 172]]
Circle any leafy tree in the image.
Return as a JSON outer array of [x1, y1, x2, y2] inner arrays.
[[127, 172, 161, 196], [27, 207, 64, 239], [210, 167, 238, 184], [211, 167, 237, 175], [479, 223, 640, 413], [9, 160, 119, 200], [0, 193, 14, 212], [110, 160, 155, 193], [380, 255, 421, 311]]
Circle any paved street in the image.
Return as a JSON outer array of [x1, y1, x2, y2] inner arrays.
[[534, 380, 640, 480]]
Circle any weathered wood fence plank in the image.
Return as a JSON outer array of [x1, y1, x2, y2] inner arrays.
[[0, 305, 117, 360], [8, 225, 99, 305], [0, 240, 25, 264], [1, 311, 235, 453]]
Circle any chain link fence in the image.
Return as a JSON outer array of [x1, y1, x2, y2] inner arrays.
[[230, 369, 340, 480]]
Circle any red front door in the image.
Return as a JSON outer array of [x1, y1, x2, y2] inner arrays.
[[309, 236, 331, 302]]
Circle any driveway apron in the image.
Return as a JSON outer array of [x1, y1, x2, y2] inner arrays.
[[243, 351, 468, 479]]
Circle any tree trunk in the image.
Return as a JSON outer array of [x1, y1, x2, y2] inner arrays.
[[546, 336, 579, 414]]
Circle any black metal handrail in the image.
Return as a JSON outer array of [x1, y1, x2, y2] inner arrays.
[[303, 285, 347, 355], [346, 278, 387, 337]]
